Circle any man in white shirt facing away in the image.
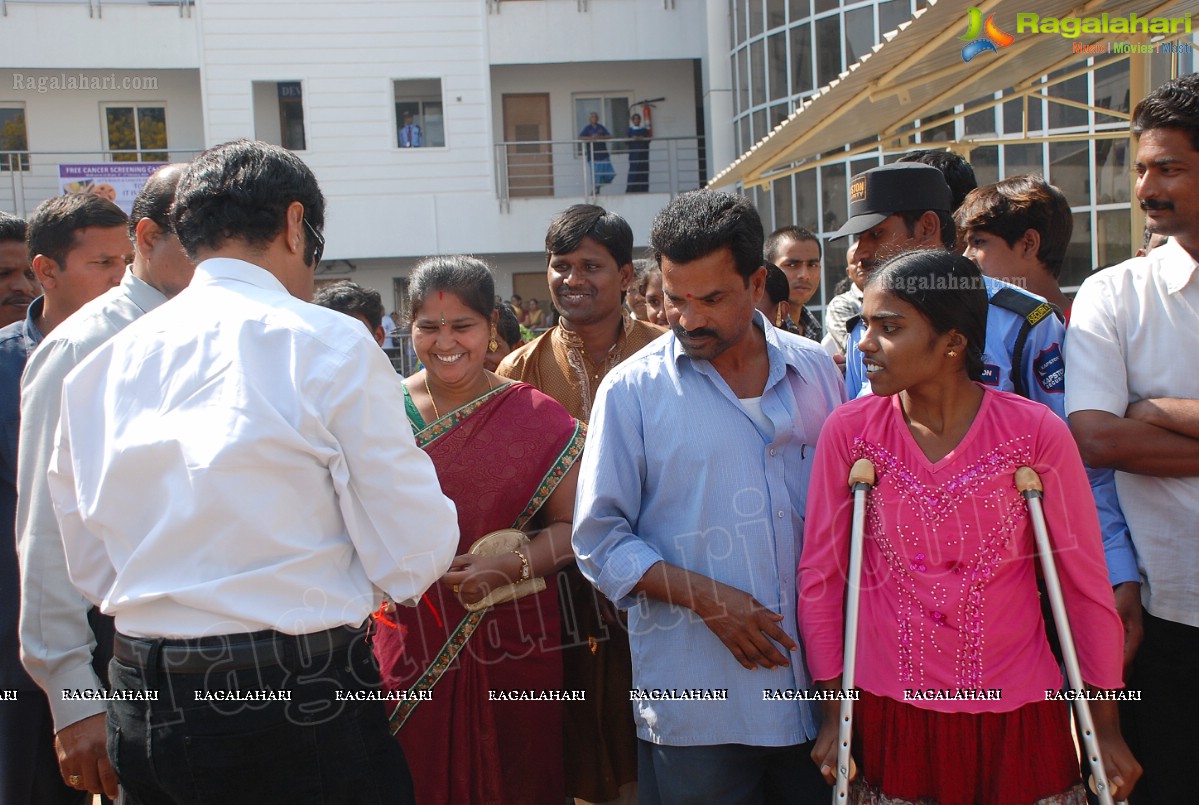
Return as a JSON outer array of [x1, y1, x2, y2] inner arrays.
[[47, 139, 458, 805]]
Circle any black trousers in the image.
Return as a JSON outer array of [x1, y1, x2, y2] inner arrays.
[[1123, 610, 1199, 804], [107, 627, 411, 805]]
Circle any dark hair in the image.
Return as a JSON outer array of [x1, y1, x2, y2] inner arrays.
[[764, 262, 790, 305], [407, 254, 496, 322], [545, 204, 634, 268], [495, 300, 522, 349], [764, 225, 821, 262], [1133, 73, 1199, 151], [897, 149, 978, 212], [866, 250, 989, 382], [632, 257, 654, 282], [897, 209, 957, 251], [955, 175, 1073, 278], [27, 193, 128, 267], [129, 163, 187, 239], [171, 139, 325, 263], [312, 280, 385, 331], [0, 211, 26, 244], [637, 262, 662, 296], [650, 189, 764, 286]]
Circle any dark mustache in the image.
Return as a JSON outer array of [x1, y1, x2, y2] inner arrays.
[[673, 325, 718, 340], [1141, 199, 1175, 212]]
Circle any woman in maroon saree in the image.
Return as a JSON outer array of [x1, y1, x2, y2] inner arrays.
[[373, 255, 584, 805]]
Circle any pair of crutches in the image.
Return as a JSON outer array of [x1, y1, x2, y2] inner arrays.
[[833, 460, 1122, 805]]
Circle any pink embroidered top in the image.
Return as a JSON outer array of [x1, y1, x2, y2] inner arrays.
[[797, 389, 1123, 713]]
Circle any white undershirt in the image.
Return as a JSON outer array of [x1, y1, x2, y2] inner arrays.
[[738, 395, 772, 434]]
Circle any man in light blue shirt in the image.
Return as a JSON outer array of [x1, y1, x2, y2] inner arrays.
[[573, 190, 845, 804]]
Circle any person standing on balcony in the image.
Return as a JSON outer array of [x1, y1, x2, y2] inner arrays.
[[626, 113, 651, 193], [0, 193, 130, 805], [579, 113, 614, 194], [400, 111, 423, 148], [498, 204, 664, 805]]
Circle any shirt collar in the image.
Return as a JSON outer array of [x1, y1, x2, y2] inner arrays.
[[1156, 237, 1199, 295], [193, 257, 291, 296], [670, 309, 793, 386], [122, 266, 170, 312], [21, 296, 46, 346]]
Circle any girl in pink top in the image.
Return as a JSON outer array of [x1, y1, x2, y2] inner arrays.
[[797, 251, 1140, 804]]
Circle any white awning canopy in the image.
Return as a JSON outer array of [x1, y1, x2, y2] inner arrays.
[[709, 0, 1194, 190]]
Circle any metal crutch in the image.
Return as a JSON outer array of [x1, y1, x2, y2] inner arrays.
[[1015, 467, 1125, 805], [834, 458, 875, 804]]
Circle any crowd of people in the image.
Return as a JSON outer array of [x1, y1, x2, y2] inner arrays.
[[0, 72, 1196, 805]]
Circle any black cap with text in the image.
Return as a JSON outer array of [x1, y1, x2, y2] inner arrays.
[[828, 162, 953, 240]]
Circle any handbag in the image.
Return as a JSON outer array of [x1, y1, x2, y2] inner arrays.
[[463, 528, 546, 612]]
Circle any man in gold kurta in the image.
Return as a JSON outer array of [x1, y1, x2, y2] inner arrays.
[[498, 204, 663, 805]]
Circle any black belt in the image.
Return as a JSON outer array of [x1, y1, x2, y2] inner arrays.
[[114, 624, 363, 674]]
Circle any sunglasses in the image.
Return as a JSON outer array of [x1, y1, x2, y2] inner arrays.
[[303, 218, 325, 267]]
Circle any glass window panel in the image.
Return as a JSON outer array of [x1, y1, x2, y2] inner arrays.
[[752, 108, 767, 143], [794, 168, 818, 231], [769, 102, 789, 129], [0, 108, 29, 171], [730, 0, 739, 47], [766, 0, 786, 29], [751, 39, 766, 108], [844, 6, 873, 67], [748, 0, 763, 38], [1059, 211, 1092, 290], [772, 174, 793, 232], [1048, 140, 1090, 206], [106, 107, 137, 161], [814, 0, 837, 12], [137, 106, 168, 161], [964, 107, 996, 136], [788, 0, 810, 21], [1047, 74, 1088, 129], [738, 116, 750, 154], [1004, 142, 1043, 179], [971, 145, 999, 187], [815, 15, 841, 88], [820, 162, 847, 234], [850, 155, 880, 178], [1093, 61, 1130, 125], [1094, 137, 1130, 205], [1096, 209, 1132, 274], [768, 32, 787, 101], [790, 23, 813, 95], [822, 239, 848, 306], [920, 116, 954, 144], [878, 0, 911, 34]]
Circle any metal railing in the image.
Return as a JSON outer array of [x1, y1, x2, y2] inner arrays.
[[0, 148, 203, 217], [1, 0, 194, 16], [494, 135, 705, 205]]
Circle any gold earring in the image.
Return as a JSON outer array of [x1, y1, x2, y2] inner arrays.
[[488, 327, 499, 352], [775, 309, 783, 327], [947, 350, 958, 358]]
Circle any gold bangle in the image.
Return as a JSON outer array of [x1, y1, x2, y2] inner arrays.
[[512, 549, 531, 582]]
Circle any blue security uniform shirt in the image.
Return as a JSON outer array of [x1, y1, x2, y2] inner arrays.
[[844, 275, 1137, 585]]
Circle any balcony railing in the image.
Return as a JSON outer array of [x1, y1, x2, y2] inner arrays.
[[0, 0, 194, 15], [0, 148, 204, 217], [494, 136, 705, 205]]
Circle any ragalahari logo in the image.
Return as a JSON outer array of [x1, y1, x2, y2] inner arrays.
[[961, 7, 1015, 62]]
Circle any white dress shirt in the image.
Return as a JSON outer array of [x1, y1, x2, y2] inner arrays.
[[1065, 238, 1199, 627], [18, 269, 164, 729], [49, 258, 458, 639]]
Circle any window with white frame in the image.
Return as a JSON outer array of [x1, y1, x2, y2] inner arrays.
[[251, 82, 307, 151], [394, 79, 444, 148], [0, 106, 29, 171], [102, 104, 167, 162]]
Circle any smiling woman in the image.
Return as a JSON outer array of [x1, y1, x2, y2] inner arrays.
[[374, 254, 587, 805]]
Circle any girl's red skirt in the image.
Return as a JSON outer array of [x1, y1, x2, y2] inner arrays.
[[850, 691, 1087, 805]]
